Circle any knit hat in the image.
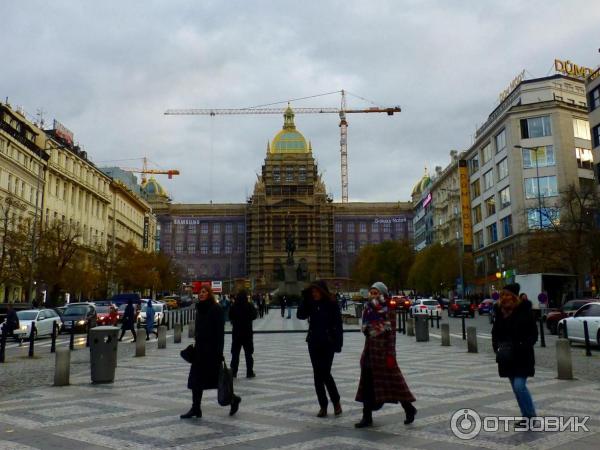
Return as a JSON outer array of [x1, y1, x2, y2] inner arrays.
[[502, 283, 520, 297], [370, 281, 389, 298], [309, 280, 332, 299]]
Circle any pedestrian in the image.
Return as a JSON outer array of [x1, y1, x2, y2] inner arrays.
[[492, 283, 538, 425], [118, 299, 137, 342], [230, 290, 257, 378], [182, 285, 241, 419], [297, 280, 343, 417], [287, 297, 292, 319], [3, 303, 20, 338], [280, 296, 287, 318], [355, 281, 416, 428], [145, 300, 158, 340]]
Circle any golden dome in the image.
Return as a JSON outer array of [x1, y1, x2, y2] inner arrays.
[[270, 105, 309, 154], [411, 169, 431, 197]]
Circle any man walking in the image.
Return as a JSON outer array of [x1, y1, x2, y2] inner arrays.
[[3, 304, 20, 338], [118, 299, 137, 342], [230, 290, 257, 378]]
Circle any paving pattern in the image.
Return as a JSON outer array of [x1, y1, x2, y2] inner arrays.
[[0, 310, 598, 449]]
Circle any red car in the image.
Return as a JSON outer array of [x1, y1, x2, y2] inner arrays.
[[391, 296, 412, 311], [96, 305, 118, 326], [545, 299, 591, 334]]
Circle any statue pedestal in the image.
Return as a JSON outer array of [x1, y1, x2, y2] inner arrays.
[[275, 262, 305, 301]]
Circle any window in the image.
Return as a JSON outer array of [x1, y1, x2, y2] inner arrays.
[[522, 146, 555, 168], [499, 186, 511, 208], [472, 204, 482, 224], [520, 116, 552, 138], [347, 241, 355, 253], [573, 118, 591, 140], [225, 241, 233, 254], [590, 87, 600, 111], [576, 148, 594, 169], [199, 222, 208, 234], [474, 230, 484, 250], [285, 166, 293, 182], [470, 179, 480, 199], [501, 215, 513, 238], [487, 223, 498, 244], [200, 241, 209, 254], [495, 129, 507, 153], [485, 196, 496, 217], [212, 240, 220, 254], [175, 242, 184, 254], [188, 224, 196, 234], [335, 222, 342, 233], [371, 222, 379, 232], [497, 158, 508, 181], [481, 143, 492, 165], [483, 170, 494, 190], [237, 223, 244, 234], [527, 208, 560, 229], [187, 243, 195, 254], [236, 241, 244, 253], [164, 222, 172, 233], [359, 222, 367, 233], [383, 222, 391, 233], [213, 223, 220, 233], [336, 241, 343, 252], [225, 223, 233, 234], [524, 176, 558, 198], [469, 155, 479, 174], [594, 125, 600, 148], [347, 223, 354, 233], [299, 167, 306, 182], [273, 167, 280, 182]]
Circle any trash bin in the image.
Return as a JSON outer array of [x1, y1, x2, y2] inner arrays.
[[89, 326, 119, 383], [414, 314, 429, 342], [354, 303, 364, 319]]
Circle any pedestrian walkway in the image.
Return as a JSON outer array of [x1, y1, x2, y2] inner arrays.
[[0, 314, 598, 449]]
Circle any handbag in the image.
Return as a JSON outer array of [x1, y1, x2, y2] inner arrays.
[[218, 357, 234, 406], [496, 342, 514, 365], [180, 344, 195, 363]]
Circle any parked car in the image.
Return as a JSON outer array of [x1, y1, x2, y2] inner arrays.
[[478, 299, 495, 315], [137, 303, 166, 327], [449, 299, 476, 318], [1, 309, 62, 340], [61, 303, 97, 333], [546, 299, 591, 334], [95, 304, 118, 326], [558, 302, 600, 344], [410, 299, 442, 315], [391, 296, 412, 311]]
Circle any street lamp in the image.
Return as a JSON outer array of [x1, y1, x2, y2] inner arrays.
[[515, 145, 543, 229]]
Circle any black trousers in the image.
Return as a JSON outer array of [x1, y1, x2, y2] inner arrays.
[[119, 324, 137, 341], [309, 345, 340, 409], [231, 338, 254, 376]]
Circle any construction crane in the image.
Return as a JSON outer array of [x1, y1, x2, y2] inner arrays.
[[165, 90, 400, 203], [100, 157, 180, 183]]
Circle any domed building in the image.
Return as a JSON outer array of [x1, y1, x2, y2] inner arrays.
[[142, 177, 170, 207]]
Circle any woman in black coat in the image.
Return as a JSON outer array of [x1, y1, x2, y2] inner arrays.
[[181, 286, 241, 419], [491, 283, 538, 420], [297, 280, 343, 417]]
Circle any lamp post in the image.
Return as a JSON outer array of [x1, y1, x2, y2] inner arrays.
[[515, 145, 543, 229]]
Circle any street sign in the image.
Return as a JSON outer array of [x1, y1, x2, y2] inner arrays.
[[211, 281, 223, 293]]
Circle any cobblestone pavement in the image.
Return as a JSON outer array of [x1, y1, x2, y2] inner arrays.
[[0, 311, 599, 449]]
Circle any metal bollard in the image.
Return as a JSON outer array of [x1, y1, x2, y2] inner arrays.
[[441, 323, 451, 346], [0, 328, 7, 363], [556, 338, 574, 380], [188, 320, 195, 339], [429, 310, 434, 328], [436, 311, 441, 329], [50, 321, 58, 353], [69, 321, 75, 350], [174, 323, 182, 343], [539, 316, 546, 348], [166, 311, 171, 330], [54, 348, 71, 386], [461, 315, 466, 340], [86, 325, 91, 348], [157, 325, 167, 349], [28, 322, 36, 357], [406, 318, 415, 336], [583, 321, 592, 357], [467, 326, 478, 353], [401, 310, 407, 335], [135, 329, 146, 357]]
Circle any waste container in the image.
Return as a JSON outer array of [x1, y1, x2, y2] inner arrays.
[[90, 326, 119, 383], [414, 314, 429, 342], [354, 303, 364, 319]]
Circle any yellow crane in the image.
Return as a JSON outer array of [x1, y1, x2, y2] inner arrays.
[[101, 157, 180, 183]]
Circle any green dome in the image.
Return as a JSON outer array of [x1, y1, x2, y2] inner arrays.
[[142, 177, 169, 198], [270, 105, 309, 154]]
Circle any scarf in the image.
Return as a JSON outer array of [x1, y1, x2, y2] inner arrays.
[[361, 296, 392, 337]]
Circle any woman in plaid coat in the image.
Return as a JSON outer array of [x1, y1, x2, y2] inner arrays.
[[355, 281, 416, 428]]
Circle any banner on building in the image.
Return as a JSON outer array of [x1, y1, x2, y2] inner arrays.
[[458, 160, 473, 252], [53, 119, 74, 146], [192, 281, 211, 294], [143, 216, 149, 249]]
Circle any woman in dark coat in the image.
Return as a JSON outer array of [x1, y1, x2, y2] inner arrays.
[[492, 283, 538, 420], [181, 286, 241, 419], [355, 282, 416, 428], [297, 280, 343, 417]]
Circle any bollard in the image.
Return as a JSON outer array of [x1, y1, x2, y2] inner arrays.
[[429, 310, 434, 328], [86, 325, 91, 348], [0, 328, 7, 363], [539, 316, 546, 348], [69, 321, 75, 350], [158, 325, 167, 349], [401, 310, 406, 335], [414, 314, 429, 342], [28, 322, 36, 357], [174, 323, 182, 343], [406, 318, 415, 336], [556, 338, 574, 380], [188, 320, 195, 339], [436, 311, 441, 329], [461, 315, 466, 340], [135, 329, 146, 357], [166, 311, 171, 330], [441, 323, 451, 346], [50, 321, 58, 353], [583, 321, 592, 357], [467, 326, 478, 353], [54, 348, 71, 386]]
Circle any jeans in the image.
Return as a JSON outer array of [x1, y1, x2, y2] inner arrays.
[[509, 377, 536, 418], [309, 346, 340, 409]]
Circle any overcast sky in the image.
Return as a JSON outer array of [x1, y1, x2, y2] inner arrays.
[[2, 0, 599, 204]]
